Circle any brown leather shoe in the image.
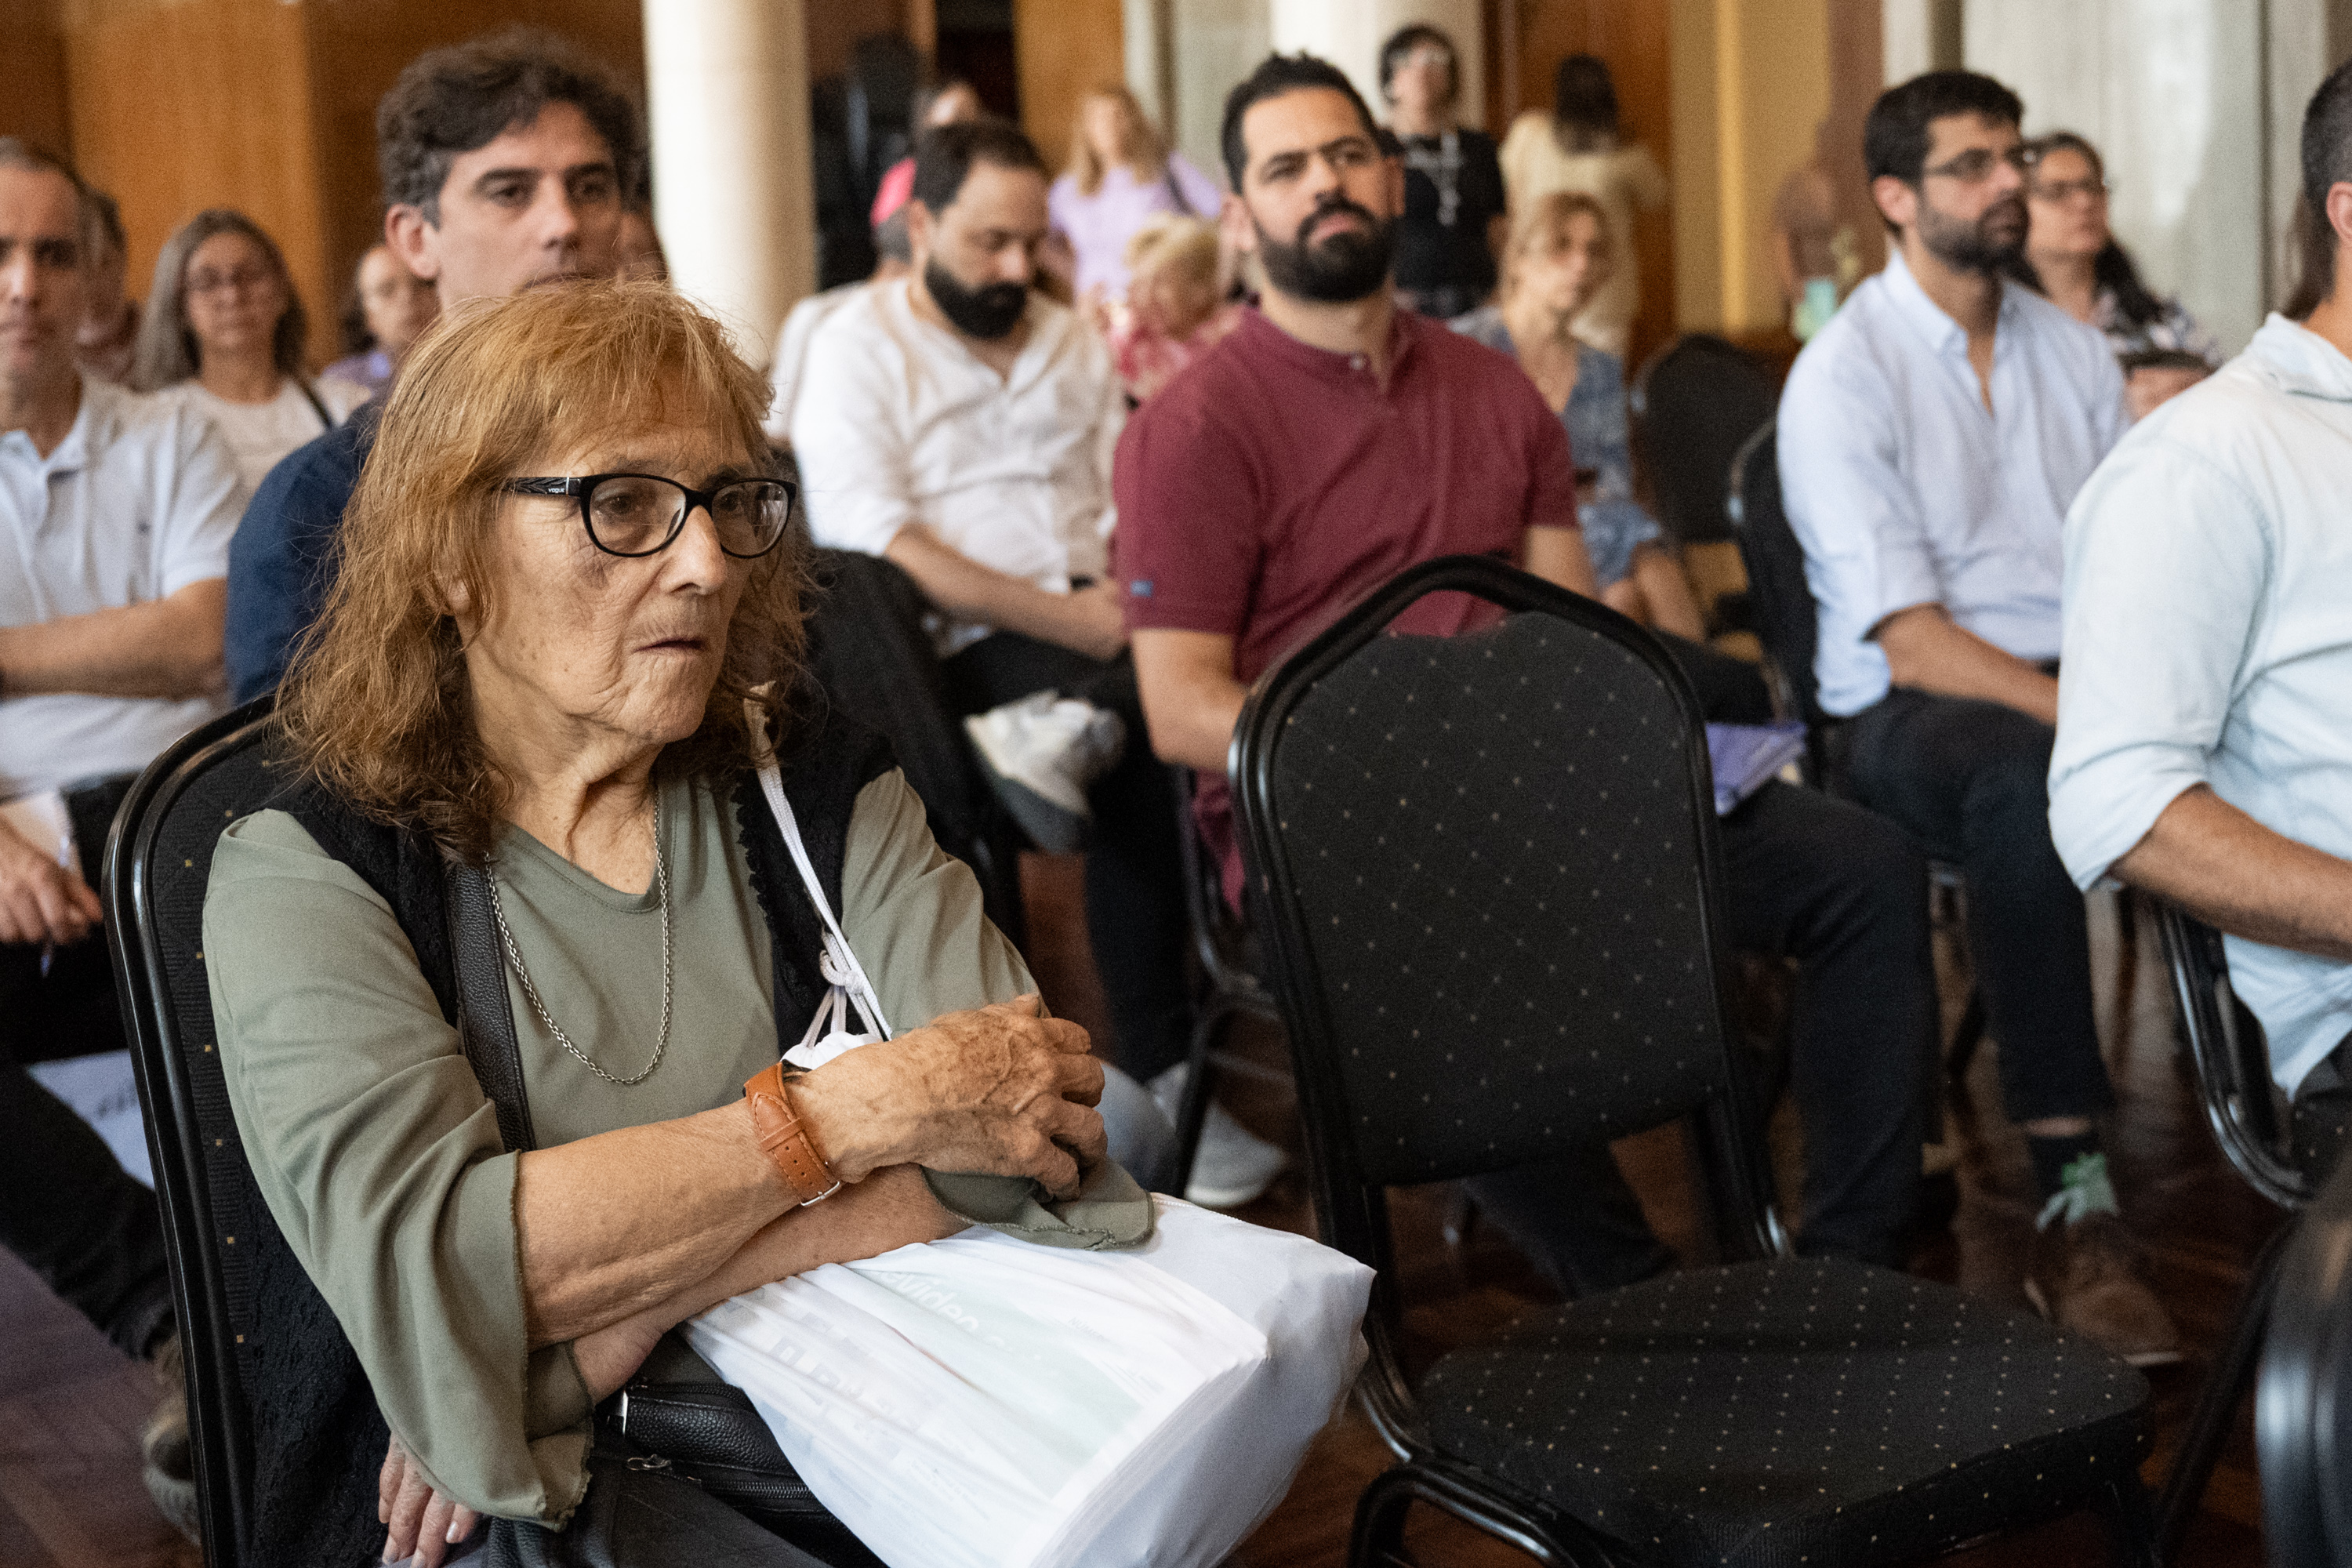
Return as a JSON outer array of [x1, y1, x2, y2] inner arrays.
[[2024, 1210, 2184, 1367]]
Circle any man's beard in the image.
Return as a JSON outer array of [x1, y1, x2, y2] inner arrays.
[[1254, 195, 1398, 303], [1918, 193, 2027, 275], [924, 259, 1029, 339]]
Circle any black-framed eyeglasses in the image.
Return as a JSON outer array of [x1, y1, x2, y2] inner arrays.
[[503, 472, 797, 559], [1922, 144, 2033, 184]]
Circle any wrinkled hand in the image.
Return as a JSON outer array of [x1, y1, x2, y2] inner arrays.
[[797, 994, 1106, 1199], [1061, 583, 1131, 663], [379, 1435, 480, 1566], [0, 819, 100, 948]]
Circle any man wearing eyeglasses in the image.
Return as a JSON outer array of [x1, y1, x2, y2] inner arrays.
[[1776, 72, 2170, 1365], [224, 27, 637, 703]]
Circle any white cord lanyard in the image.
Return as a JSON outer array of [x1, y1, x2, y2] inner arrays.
[[756, 750, 895, 1069]]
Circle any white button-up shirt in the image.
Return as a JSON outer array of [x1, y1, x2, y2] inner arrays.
[[0, 379, 243, 800], [2050, 315, 2352, 1093], [791, 281, 1123, 654], [1777, 249, 2127, 716]]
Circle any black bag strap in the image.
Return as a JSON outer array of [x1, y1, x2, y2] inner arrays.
[[443, 858, 539, 1153], [1162, 161, 1195, 217], [296, 378, 339, 433]]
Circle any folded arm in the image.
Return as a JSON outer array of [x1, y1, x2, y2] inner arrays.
[[1875, 604, 2058, 725], [0, 578, 224, 699], [883, 524, 1127, 660], [2112, 786, 2352, 961]]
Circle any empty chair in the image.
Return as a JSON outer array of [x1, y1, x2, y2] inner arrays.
[[1230, 553, 2157, 1567], [1630, 333, 1777, 546]]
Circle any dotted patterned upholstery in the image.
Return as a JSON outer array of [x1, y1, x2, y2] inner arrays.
[[1266, 613, 1726, 1186], [1421, 1258, 2149, 1567]]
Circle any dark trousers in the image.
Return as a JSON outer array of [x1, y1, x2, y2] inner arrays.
[[1467, 639, 1934, 1284], [1845, 687, 2111, 1126], [941, 633, 1193, 1082], [0, 937, 174, 1360]]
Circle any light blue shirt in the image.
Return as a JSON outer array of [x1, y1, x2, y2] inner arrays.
[[2049, 315, 2352, 1094], [1777, 249, 2127, 716]]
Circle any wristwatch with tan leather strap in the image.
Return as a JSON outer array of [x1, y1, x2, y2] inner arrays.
[[743, 1061, 842, 1206]]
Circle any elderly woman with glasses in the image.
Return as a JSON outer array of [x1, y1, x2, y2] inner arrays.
[[2009, 130, 2221, 419], [201, 280, 1149, 1566]]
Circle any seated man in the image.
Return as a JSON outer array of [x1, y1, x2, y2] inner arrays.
[[225, 27, 639, 703], [1777, 71, 2175, 1362], [1, 136, 241, 1477], [1119, 53, 1936, 1285], [793, 121, 1281, 1206], [2050, 60, 2352, 1176]]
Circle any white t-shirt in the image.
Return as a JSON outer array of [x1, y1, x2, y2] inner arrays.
[[169, 376, 371, 492], [0, 379, 245, 797], [791, 281, 1123, 654]]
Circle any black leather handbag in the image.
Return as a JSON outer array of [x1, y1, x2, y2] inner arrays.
[[442, 861, 880, 1567]]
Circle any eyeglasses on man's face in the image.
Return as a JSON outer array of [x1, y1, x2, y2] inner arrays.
[[1922, 144, 2033, 185], [503, 472, 798, 559]]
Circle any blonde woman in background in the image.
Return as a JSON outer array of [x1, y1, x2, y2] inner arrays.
[[1498, 54, 1668, 357], [1047, 85, 1224, 307], [1102, 215, 1240, 401], [132, 209, 369, 492]]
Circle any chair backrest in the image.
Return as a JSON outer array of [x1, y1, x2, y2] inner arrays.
[[2258, 1152, 2352, 1563], [2152, 901, 2310, 1210], [1723, 419, 1834, 745], [102, 696, 283, 1568], [1232, 554, 1769, 1283], [1630, 334, 1777, 546]]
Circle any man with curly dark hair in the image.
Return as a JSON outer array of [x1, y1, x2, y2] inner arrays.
[[225, 27, 641, 702]]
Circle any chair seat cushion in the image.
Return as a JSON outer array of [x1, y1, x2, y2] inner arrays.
[[1419, 1257, 2147, 1566]]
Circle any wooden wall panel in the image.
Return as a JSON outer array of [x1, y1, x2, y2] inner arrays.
[[1013, 0, 1124, 174], [64, 0, 329, 364], [807, 0, 913, 85], [1822, 0, 1886, 279], [1509, 0, 1675, 365], [0, 0, 74, 158]]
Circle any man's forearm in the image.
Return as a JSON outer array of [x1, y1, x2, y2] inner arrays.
[[1131, 630, 1246, 775], [1875, 604, 2058, 725], [882, 527, 1093, 650], [0, 581, 226, 700], [2112, 784, 2352, 962]]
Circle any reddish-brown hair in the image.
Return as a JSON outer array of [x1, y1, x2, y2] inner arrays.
[[278, 278, 810, 862]]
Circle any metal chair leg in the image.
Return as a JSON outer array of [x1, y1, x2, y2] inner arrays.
[[2153, 1215, 2296, 1562], [1171, 999, 1236, 1196], [1348, 1467, 1421, 1568], [2096, 1473, 2161, 1568]]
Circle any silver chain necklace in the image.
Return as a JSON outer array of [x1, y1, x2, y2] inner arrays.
[[485, 823, 673, 1087]]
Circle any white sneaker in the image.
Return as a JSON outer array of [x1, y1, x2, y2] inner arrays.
[[964, 692, 1126, 855], [1150, 1063, 1288, 1210]]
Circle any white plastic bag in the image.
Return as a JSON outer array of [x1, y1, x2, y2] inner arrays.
[[684, 1196, 1373, 1568]]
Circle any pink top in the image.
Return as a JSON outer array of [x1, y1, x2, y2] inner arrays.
[[1047, 155, 1225, 298], [1105, 301, 1242, 402]]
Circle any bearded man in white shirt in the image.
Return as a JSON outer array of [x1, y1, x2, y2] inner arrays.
[[1777, 72, 2175, 1365], [794, 121, 1280, 1207], [2052, 60, 2352, 1183]]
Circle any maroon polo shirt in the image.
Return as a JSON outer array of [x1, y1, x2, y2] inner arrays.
[[1112, 304, 1577, 905]]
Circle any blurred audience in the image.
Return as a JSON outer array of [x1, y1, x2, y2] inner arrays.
[[73, 189, 139, 383], [1381, 23, 1506, 321], [1778, 71, 2177, 1366], [615, 202, 669, 281], [1047, 85, 1222, 307], [1453, 192, 1703, 639], [225, 26, 637, 703], [2051, 60, 2352, 1175], [1119, 53, 1935, 1286], [132, 209, 369, 491], [1498, 54, 1667, 356], [870, 78, 983, 232], [766, 210, 913, 447], [323, 241, 438, 397], [1102, 214, 1239, 401], [2010, 129, 2219, 418], [1772, 165, 1851, 341]]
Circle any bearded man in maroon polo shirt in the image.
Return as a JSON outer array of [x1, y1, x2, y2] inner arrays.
[[1114, 51, 1943, 1290]]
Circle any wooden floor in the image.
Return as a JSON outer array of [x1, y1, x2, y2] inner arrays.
[[0, 858, 2274, 1566]]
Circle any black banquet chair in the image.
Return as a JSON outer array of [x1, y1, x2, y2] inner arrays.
[[101, 695, 283, 1566], [1630, 333, 1777, 547], [1230, 554, 2158, 1567], [2256, 1137, 2352, 1566]]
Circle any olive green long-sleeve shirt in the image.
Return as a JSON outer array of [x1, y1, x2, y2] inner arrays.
[[202, 768, 1138, 1525]]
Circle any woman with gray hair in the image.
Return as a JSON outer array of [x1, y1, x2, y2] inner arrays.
[[132, 209, 369, 489]]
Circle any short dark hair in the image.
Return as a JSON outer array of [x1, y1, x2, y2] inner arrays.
[[1551, 55, 1619, 145], [2288, 58, 2352, 315], [1220, 53, 1384, 191], [376, 27, 644, 221], [1864, 70, 2024, 187], [88, 189, 125, 260], [0, 138, 100, 263], [1377, 24, 1457, 107], [910, 118, 1046, 214]]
